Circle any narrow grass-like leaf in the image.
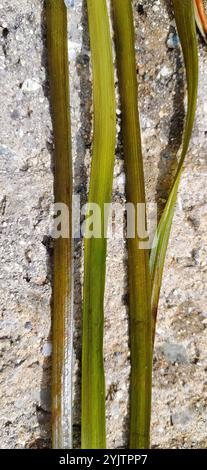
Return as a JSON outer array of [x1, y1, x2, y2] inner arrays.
[[112, 0, 152, 449], [150, 0, 198, 340], [81, 0, 116, 449], [46, 0, 73, 449]]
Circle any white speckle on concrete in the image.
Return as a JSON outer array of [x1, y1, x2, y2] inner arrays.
[[22, 79, 41, 93], [42, 342, 52, 358]]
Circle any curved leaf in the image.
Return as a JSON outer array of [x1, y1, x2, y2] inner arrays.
[[150, 0, 199, 340]]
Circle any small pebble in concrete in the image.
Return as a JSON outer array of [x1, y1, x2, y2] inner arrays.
[[167, 32, 179, 49], [162, 342, 188, 364], [42, 342, 52, 358], [22, 79, 41, 93]]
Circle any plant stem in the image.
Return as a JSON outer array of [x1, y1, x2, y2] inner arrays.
[[46, 0, 73, 449], [112, 0, 152, 449], [81, 0, 116, 449]]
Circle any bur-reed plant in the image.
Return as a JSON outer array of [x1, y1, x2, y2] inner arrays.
[[46, 0, 73, 449], [112, 0, 152, 449], [113, 0, 198, 448], [150, 0, 198, 340], [81, 0, 116, 449], [47, 0, 199, 450]]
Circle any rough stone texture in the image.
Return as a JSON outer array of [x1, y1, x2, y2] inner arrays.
[[0, 0, 206, 449]]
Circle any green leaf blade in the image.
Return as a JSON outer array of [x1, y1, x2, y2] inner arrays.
[[46, 0, 73, 449], [112, 0, 152, 449], [81, 0, 116, 449], [150, 0, 199, 339]]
